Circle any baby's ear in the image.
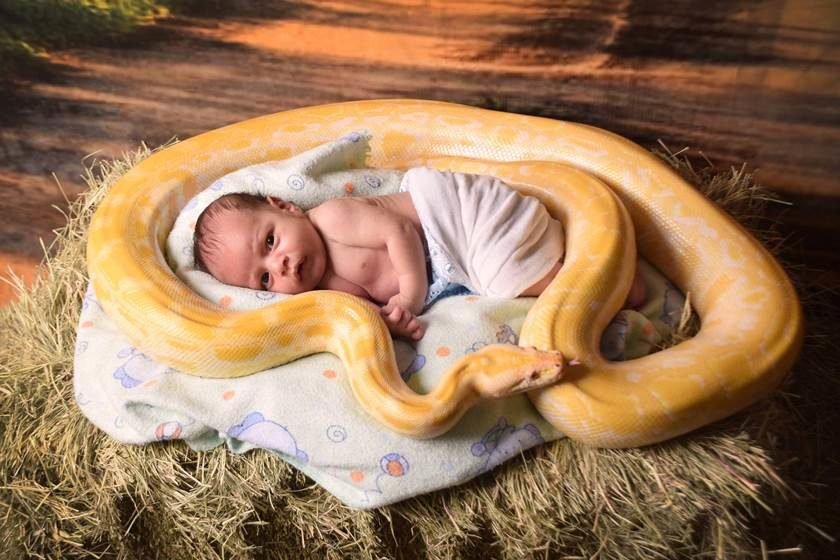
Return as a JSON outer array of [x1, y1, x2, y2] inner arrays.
[[265, 196, 303, 214]]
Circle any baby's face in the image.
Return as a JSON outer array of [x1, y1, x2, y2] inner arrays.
[[203, 199, 327, 294]]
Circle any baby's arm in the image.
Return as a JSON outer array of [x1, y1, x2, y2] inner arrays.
[[381, 244, 426, 317], [312, 197, 427, 313]]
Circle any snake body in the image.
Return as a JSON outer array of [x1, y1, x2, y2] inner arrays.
[[87, 100, 803, 446]]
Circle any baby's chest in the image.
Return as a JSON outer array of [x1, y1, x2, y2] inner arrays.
[[328, 243, 398, 299]]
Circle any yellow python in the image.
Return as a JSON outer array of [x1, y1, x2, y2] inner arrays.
[[87, 99, 803, 447]]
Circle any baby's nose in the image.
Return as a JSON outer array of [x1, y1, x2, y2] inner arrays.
[[270, 254, 290, 276]]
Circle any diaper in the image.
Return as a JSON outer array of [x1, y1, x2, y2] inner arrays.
[[422, 231, 473, 308], [401, 166, 565, 298]]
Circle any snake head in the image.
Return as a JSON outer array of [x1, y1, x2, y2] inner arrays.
[[458, 344, 566, 399]]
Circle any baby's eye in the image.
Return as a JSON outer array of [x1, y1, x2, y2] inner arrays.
[[266, 234, 275, 249], [261, 272, 270, 289]]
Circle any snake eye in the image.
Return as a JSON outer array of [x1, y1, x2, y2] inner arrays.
[[266, 234, 274, 249], [261, 272, 270, 289]]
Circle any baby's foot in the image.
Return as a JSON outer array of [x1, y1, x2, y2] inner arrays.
[[381, 305, 425, 341], [624, 269, 646, 309]]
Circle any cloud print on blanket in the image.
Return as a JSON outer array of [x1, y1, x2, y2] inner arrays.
[[112, 347, 173, 388], [228, 412, 309, 463], [471, 417, 545, 474]]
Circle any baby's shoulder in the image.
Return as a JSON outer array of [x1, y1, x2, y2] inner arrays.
[[309, 197, 368, 235], [310, 196, 368, 218], [310, 193, 411, 236]]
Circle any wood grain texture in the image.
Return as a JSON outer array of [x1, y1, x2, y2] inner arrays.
[[0, 0, 837, 305]]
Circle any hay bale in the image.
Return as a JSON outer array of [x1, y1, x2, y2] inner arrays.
[[0, 143, 828, 559]]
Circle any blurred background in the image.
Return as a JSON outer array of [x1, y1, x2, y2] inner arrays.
[[1, 0, 838, 305]]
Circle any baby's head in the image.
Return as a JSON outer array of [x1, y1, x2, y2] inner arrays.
[[194, 193, 327, 294]]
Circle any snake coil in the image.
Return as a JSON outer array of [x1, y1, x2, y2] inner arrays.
[[87, 100, 803, 446]]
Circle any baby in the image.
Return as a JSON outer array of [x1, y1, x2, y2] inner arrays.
[[194, 167, 644, 340]]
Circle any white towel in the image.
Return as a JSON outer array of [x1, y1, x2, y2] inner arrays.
[[401, 167, 565, 298]]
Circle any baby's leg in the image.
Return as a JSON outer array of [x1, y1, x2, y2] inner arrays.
[[519, 258, 564, 297], [625, 267, 646, 309], [520, 258, 646, 309]]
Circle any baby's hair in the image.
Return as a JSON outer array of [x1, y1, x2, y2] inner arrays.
[[193, 193, 272, 273]]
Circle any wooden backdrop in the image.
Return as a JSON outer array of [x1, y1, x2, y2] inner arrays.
[[1, 0, 838, 304]]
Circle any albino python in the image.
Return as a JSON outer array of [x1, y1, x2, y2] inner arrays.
[[87, 99, 803, 447]]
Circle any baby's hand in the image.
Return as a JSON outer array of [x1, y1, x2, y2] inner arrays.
[[380, 304, 425, 341], [381, 293, 420, 316]]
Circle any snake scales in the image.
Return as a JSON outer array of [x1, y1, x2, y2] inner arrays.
[[87, 100, 803, 446]]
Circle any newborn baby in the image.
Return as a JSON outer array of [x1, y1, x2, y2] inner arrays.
[[194, 167, 644, 340]]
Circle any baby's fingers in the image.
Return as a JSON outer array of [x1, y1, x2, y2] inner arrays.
[[409, 318, 425, 341], [380, 302, 394, 316], [397, 308, 416, 327], [382, 306, 404, 325], [400, 313, 422, 338]]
